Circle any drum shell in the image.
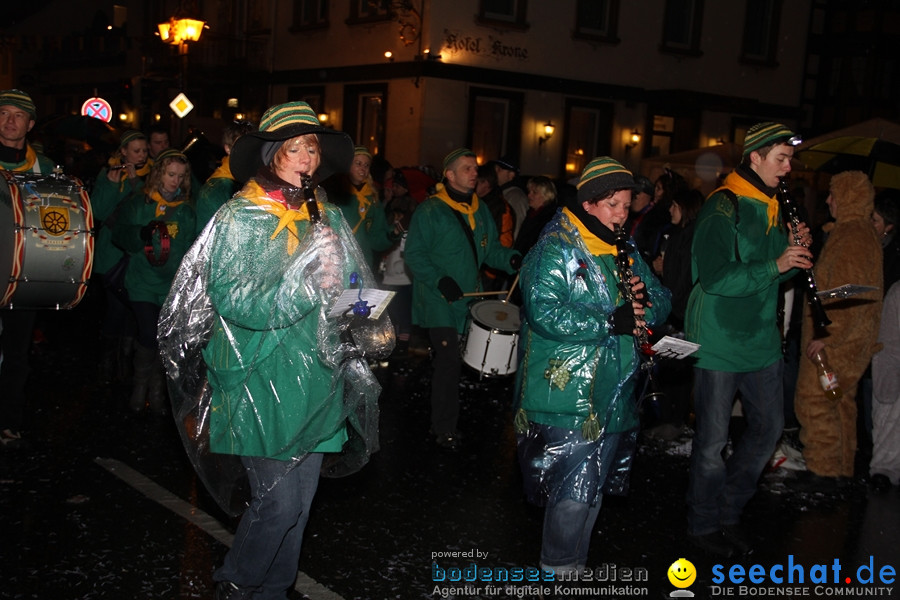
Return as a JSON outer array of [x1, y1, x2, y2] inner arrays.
[[0, 172, 94, 309], [461, 299, 520, 377]]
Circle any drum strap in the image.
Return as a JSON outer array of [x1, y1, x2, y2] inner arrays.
[[451, 209, 481, 273]]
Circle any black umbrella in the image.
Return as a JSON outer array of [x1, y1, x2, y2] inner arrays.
[[797, 136, 900, 189], [41, 114, 120, 152]]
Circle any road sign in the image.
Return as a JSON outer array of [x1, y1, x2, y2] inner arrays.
[[80, 97, 113, 122], [169, 93, 194, 119]]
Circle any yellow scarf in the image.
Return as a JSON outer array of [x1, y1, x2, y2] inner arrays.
[[244, 181, 321, 256], [208, 155, 234, 181], [351, 180, 376, 234], [109, 156, 152, 192], [434, 183, 480, 229], [9, 145, 38, 172], [562, 207, 617, 256], [716, 171, 781, 234], [149, 189, 186, 218]]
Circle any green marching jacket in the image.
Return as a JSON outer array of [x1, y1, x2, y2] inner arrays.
[[329, 179, 394, 269], [195, 156, 241, 236], [112, 190, 196, 306], [404, 184, 520, 333], [685, 169, 796, 372], [90, 168, 146, 275], [516, 208, 671, 434]]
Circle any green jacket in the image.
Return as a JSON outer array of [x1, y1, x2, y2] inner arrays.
[[0, 143, 54, 174], [112, 190, 196, 305], [405, 184, 520, 333], [329, 180, 394, 269], [90, 167, 145, 274], [517, 209, 671, 433], [196, 176, 239, 236], [202, 185, 355, 459], [685, 168, 795, 372]]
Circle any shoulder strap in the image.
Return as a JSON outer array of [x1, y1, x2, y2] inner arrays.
[[720, 188, 741, 262], [450, 208, 481, 272]]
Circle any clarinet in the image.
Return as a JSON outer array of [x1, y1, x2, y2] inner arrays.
[[613, 225, 654, 357], [301, 174, 320, 223], [776, 179, 831, 330]]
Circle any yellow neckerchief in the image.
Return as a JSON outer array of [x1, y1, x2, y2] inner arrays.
[[108, 156, 152, 192], [350, 179, 375, 234], [8, 144, 38, 172], [715, 171, 780, 234], [562, 207, 617, 257], [148, 189, 186, 218], [207, 155, 234, 181], [244, 180, 321, 256], [434, 182, 480, 229]]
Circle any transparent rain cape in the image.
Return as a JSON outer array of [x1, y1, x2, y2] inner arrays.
[[158, 184, 394, 516], [514, 209, 670, 506]]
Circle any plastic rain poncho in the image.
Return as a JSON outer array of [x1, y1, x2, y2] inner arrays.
[[515, 208, 670, 506], [158, 180, 394, 516]]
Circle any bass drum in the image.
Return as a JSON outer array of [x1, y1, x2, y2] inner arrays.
[[0, 171, 94, 309], [461, 299, 520, 378]]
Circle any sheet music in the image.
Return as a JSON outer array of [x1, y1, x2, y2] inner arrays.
[[328, 288, 396, 320], [650, 335, 700, 360]]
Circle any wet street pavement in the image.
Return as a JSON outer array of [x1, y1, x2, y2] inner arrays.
[[2, 293, 899, 600]]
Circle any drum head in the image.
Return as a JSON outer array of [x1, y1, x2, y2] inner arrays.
[[469, 300, 520, 332]]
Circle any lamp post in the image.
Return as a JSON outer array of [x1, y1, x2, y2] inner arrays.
[[157, 16, 205, 140]]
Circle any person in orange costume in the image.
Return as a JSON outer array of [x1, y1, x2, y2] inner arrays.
[[792, 170, 883, 492]]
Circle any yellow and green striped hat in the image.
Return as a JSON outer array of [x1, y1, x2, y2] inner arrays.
[[442, 148, 476, 173], [230, 101, 353, 182], [742, 122, 799, 159], [118, 129, 146, 149], [576, 156, 636, 202], [0, 89, 36, 120]]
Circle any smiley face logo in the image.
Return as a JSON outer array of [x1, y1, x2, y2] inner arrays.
[[668, 558, 696, 588]]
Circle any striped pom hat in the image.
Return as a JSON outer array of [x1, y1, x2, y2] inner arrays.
[[442, 148, 476, 173], [742, 122, 799, 159], [0, 89, 36, 120], [576, 156, 637, 202], [230, 101, 353, 182], [118, 129, 146, 149]]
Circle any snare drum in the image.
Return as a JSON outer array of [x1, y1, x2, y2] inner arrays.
[[461, 299, 520, 377], [0, 171, 94, 309]]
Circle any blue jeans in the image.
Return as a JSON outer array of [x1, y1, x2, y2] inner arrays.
[[687, 362, 784, 536], [215, 453, 323, 600]]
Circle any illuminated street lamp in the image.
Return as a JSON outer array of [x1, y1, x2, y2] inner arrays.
[[157, 17, 205, 46]]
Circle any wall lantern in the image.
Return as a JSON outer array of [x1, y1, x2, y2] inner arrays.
[[538, 121, 555, 146], [625, 129, 642, 151]]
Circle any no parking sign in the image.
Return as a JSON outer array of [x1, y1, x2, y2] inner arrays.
[[81, 97, 113, 122]]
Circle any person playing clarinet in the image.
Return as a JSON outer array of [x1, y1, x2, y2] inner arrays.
[[514, 157, 670, 577], [684, 122, 811, 557]]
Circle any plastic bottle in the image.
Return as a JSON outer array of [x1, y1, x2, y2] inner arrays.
[[812, 349, 843, 400]]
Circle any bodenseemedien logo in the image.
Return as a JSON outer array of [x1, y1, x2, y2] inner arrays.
[[668, 558, 696, 598]]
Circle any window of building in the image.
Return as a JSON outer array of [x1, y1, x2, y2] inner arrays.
[[467, 87, 523, 166], [291, 0, 329, 31], [660, 0, 704, 55], [741, 0, 781, 65], [287, 86, 325, 115], [573, 0, 620, 43], [562, 99, 613, 178], [343, 84, 387, 157], [348, 0, 391, 24], [650, 115, 675, 156], [477, 0, 529, 30]]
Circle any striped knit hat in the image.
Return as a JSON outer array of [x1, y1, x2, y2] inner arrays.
[[442, 148, 476, 173], [742, 122, 799, 159], [154, 147, 188, 164], [119, 129, 146, 149], [0, 89, 36, 120], [230, 101, 353, 182], [354, 145, 372, 159], [576, 156, 637, 202]]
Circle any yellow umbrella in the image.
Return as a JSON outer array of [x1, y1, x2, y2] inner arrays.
[[797, 136, 900, 189]]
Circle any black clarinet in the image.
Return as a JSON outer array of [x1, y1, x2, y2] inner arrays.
[[301, 174, 320, 224], [776, 179, 831, 330], [613, 225, 654, 358]]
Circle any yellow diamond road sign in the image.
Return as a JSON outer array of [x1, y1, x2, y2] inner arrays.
[[169, 93, 194, 118]]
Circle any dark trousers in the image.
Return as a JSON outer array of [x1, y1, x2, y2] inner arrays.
[[0, 310, 37, 431], [429, 327, 460, 435]]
